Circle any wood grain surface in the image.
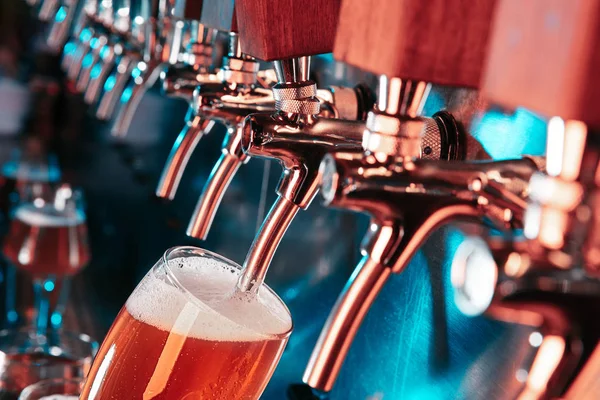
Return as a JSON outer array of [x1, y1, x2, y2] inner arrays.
[[235, 0, 341, 61], [334, 0, 496, 88], [483, 0, 600, 128]]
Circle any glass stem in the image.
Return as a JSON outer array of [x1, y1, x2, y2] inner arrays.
[[33, 275, 56, 335], [51, 277, 71, 330]]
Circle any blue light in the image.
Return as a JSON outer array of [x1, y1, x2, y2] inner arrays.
[[51, 313, 63, 327], [99, 46, 109, 59], [91, 63, 102, 79], [82, 53, 94, 68], [121, 86, 133, 103], [7, 310, 18, 323], [104, 75, 116, 92], [64, 42, 76, 54], [471, 107, 547, 159], [54, 6, 67, 23], [131, 68, 142, 80], [43, 280, 55, 291], [80, 28, 92, 43]]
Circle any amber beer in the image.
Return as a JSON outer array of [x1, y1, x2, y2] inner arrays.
[[3, 204, 89, 277], [80, 248, 292, 400]]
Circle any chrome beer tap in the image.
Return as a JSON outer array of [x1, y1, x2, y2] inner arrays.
[[45, 0, 85, 52], [65, 0, 110, 82], [156, 31, 269, 204], [109, 0, 191, 136], [82, 0, 141, 105], [75, 0, 129, 95], [157, 1, 372, 241], [59, 0, 98, 71], [302, 77, 544, 393], [296, 0, 550, 395], [446, 1, 600, 398]]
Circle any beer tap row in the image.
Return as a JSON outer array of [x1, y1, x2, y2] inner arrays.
[[20, 0, 600, 398]]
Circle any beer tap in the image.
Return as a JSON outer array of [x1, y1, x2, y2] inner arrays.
[[448, 0, 600, 398], [46, 0, 85, 52], [157, 0, 375, 241], [76, 0, 130, 96], [296, 0, 547, 394], [232, 0, 494, 295], [60, 0, 98, 72], [214, 0, 369, 294], [155, 6, 271, 205], [109, 0, 196, 136], [65, 0, 110, 82]]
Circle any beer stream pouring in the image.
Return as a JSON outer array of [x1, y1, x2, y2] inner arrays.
[[449, 0, 600, 398]]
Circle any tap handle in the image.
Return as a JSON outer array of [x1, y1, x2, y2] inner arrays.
[[156, 114, 216, 199], [235, 0, 341, 61], [186, 128, 248, 239], [483, 0, 600, 128], [334, 0, 496, 87]]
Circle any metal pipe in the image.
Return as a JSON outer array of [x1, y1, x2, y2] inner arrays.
[[155, 113, 215, 199], [238, 196, 300, 293]]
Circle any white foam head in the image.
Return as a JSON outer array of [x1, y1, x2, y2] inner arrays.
[[126, 255, 292, 342], [14, 204, 85, 227]]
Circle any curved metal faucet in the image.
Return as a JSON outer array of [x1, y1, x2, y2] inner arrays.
[[303, 151, 541, 393], [109, 0, 202, 136]]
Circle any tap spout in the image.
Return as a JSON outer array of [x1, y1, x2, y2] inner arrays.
[[187, 125, 248, 239], [96, 53, 139, 120], [238, 196, 300, 294], [155, 112, 216, 200], [304, 204, 481, 392], [111, 61, 167, 137]]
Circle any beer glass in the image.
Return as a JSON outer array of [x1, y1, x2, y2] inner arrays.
[[0, 329, 97, 400], [80, 246, 293, 400], [19, 378, 84, 399], [3, 185, 89, 332]]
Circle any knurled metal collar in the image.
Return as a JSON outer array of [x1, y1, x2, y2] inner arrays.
[[272, 81, 320, 115], [363, 111, 425, 157]]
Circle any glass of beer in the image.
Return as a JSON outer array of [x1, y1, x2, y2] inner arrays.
[[0, 329, 97, 400], [80, 246, 293, 400], [3, 184, 89, 332], [19, 378, 84, 400]]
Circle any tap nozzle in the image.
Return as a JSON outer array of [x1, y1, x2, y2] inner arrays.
[[304, 150, 542, 393], [156, 111, 216, 199], [238, 56, 366, 293], [95, 53, 140, 120], [186, 125, 249, 240]]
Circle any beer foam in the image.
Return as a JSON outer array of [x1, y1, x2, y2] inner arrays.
[[15, 204, 85, 227], [126, 255, 292, 342]]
